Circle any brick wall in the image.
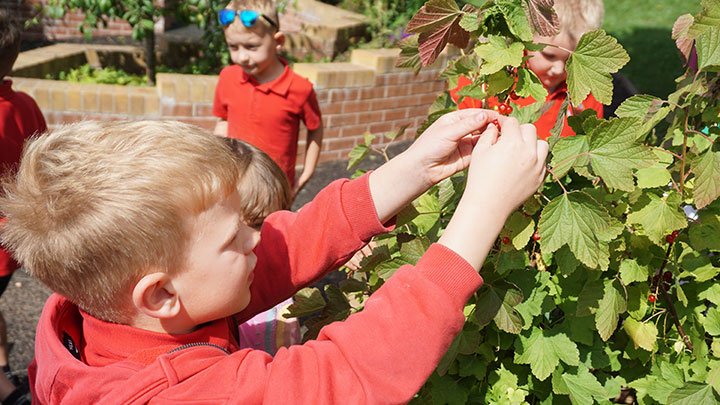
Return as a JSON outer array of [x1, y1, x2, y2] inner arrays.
[[10, 45, 453, 169]]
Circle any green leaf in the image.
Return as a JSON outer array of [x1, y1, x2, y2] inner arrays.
[[556, 365, 608, 405], [399, 235, 431, 265], [692, 150, 720, 209], [627, 192, 688, 245], [566, 30, 630, 105], [688, 0, 720, 39], [512, 100, 545, 125], [550, 135, 590, 179], [636, 149, 674, 189], [586, 117, 658, 191], [459, 10, 480, 32], [697, 26, 720, 71], [681, 250, 720, 282], [514, 328, 580, 381], [496, 249, 530, 276], [515, 66, 548, 102], [428, 372, 470, 405], [347, 144, 371, 170], [287, 288, 325, 317], [486, 69, 515, 96], [576, 279, 604, 317], [496, 0, 534, 41], [704, 307, 720, 336], [395, 35, 422, 72], [595, 279, 626, 341], [412, 193, 440, 234], [500, 212, 535, 250], [623, 317, 658, 351], [475, 35, 525, 74], [539, 192, 612, 269], [474, 284, 524, 334], [699, 283, 720, 306], [555, 246, 581, 276], [615, 95, 661, 118], [619, 259, 651, 285], [667, 382, 720, 405]]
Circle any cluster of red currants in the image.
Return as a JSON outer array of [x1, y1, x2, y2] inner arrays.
[[665, 230, 679, 244], [649, 271, 674, 303], [492, 102, 514, 129]]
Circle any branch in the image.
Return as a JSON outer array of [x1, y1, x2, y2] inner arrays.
[[654, 241, 693, 351], [686, 128, 716, 144]]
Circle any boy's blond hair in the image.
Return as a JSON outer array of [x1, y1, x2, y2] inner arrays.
[[222, 137, 292, 224], [0, 120, 241, 323], [553, 0, 604, 42], [224, 0, 279, 33]]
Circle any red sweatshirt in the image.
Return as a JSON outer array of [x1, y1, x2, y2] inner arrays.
[[1, 79, 47, 277], [29, 174, 484, 404]]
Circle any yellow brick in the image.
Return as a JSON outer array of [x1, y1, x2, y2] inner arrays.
[[204, 77, 218, 103], [293, 63, 374, 89], [174, 77, 191, 102], [157, 74, 175, 98], [144, 94, 160, 115], [129, 91, 145, 116], [82, 87, 99, 112], [31, 82, 51, 110], [351, 49, 401, 74], [50, 83, 67, 110], [114, 87, 129, 114], [190, 79, 205, 103], [67, 84, 83, 111], [98, 85, 115, 113]]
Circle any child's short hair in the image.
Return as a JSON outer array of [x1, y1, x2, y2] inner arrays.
[[0, 8, 22, 79], [553, 0, 604, 42], [221, 137, 291, 225], [224, 0, 279, 34], [0, 120, 241, 322]]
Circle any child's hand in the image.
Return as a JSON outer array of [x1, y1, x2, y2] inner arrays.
[[438, 116, 548, 270], [465, 116, 548, 213], [403, 109, 500, 189]]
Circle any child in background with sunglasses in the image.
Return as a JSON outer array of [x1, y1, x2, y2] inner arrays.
[[213, 0, 323, 198]]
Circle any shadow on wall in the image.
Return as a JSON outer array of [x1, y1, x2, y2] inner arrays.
[[609, 27, 685, 100]]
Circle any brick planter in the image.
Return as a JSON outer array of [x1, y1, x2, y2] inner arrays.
[[10, 45, 454, 169]]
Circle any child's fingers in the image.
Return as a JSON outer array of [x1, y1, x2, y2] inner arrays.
[[473, 120, 500, 148], [434, 109, 498, 142]]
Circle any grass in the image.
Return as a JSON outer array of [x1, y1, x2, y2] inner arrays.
[[602, 0, 702, 98]]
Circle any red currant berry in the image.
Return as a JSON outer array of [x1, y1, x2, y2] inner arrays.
[[502, 236, 511, 244], [663, 271, 673, 282], [532, 232, 541, 241], [648, 294, 656, 303], [671, 230, 679, 238], [491, 119, 500, 128], [505, 104, 513, 114], [663, 282, 671, 291], [666, 234, 675, 243], [652, 274, 659, 284], [497, 104, 506, 114], [509, 91, 519, 100]]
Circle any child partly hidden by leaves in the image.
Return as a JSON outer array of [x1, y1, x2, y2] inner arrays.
[[451, 0, 605, 139], [0, 110, 547, 403]]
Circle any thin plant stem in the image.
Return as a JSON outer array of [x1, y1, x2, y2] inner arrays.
[[547, 166, 568, 194], [648, 146, 683, 160], [654, 241, 693, 351]]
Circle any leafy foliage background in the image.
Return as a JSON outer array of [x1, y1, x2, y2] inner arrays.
[[289, 0, 720, 403]]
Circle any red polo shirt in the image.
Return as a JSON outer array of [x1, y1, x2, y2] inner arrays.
[[450, 76, 603, 140], [0, 79, 47, 277], [213, 62, 322, 186]]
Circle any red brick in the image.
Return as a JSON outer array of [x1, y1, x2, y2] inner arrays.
[[360, 87, 385, 100], [329, 88, 360, 103], [386, 85, 409, 98], [358, 111, 382, 124], [370, 98, 396, 111], [321, 102, 343, 115], [194, 104, 214, 117], [369, 122, 394, 134], [162, 103, 193, 117], [322, 127, 340, 140], [326, 114, 358, 128], [341, 124, 369, 138], [342, 100, 369, 114], [325, 137, 359, 152], [384, 108, 408, 121]]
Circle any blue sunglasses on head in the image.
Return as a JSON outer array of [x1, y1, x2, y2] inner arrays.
[[219, 9, 278, 29]]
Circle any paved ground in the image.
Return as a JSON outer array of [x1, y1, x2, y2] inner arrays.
[[0, 139, 411, 383]]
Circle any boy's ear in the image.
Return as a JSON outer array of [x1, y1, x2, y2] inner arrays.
[[273, 31, 285, 51], [132, 272, 181, 320]]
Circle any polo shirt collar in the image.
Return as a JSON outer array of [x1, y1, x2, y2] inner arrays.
[[0, 80, 15, 99], [239, 60, 292, 96], [548, 82, 569, 100], [80, 308, 237, 366]]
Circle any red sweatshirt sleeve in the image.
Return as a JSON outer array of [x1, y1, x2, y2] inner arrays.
[[152, 244, 483, 404], [237, 172, 392, 322]]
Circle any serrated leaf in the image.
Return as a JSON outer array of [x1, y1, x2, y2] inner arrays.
[[688, 0, 720, 40], [667, 382, 720, 405], [475, 35, 525, 74], [674, 14, 696, 62], [555, 246, 581, 276], [406, 0, 469, 66], [627, 192, 688, 245], [692, 150, 720, 209], [500, 212, 535, 250], [412, 192, 440, 234], [400, 235, 431, 265], [496, 0, 534, 41], [636, 150, 674, 189], [515, 328, 580, 381], [486, 70, 515, 96], [697, 26, 720, 71], [699, 283, 720, 306], [550, 135, 590, 178], [516, 66, 549, 103], [689, 213, 720, 251], [459, 10, 480, 32], [395, 34, 422, 72], [566, 30, 630, 105], [576, 279, 604, 317], [474, 284, 524, 334], [513, 100, 546, 125], [623, 317, 658, 351], [523, 0, 559, 37], [615, 95, 660, 118], [681, 250, 720, 282], [595, 279, 626, 341], [347, 144, 371, 170], [539, 192, 612, 269], [620, 259, 651, 284], [586, 117, 658, 191], [630, 374, 684, 403], [438, 55, 476, 79], [560, 365, 608, 405], [704, 308, 720, 336], [287, 287, 326, 317]]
